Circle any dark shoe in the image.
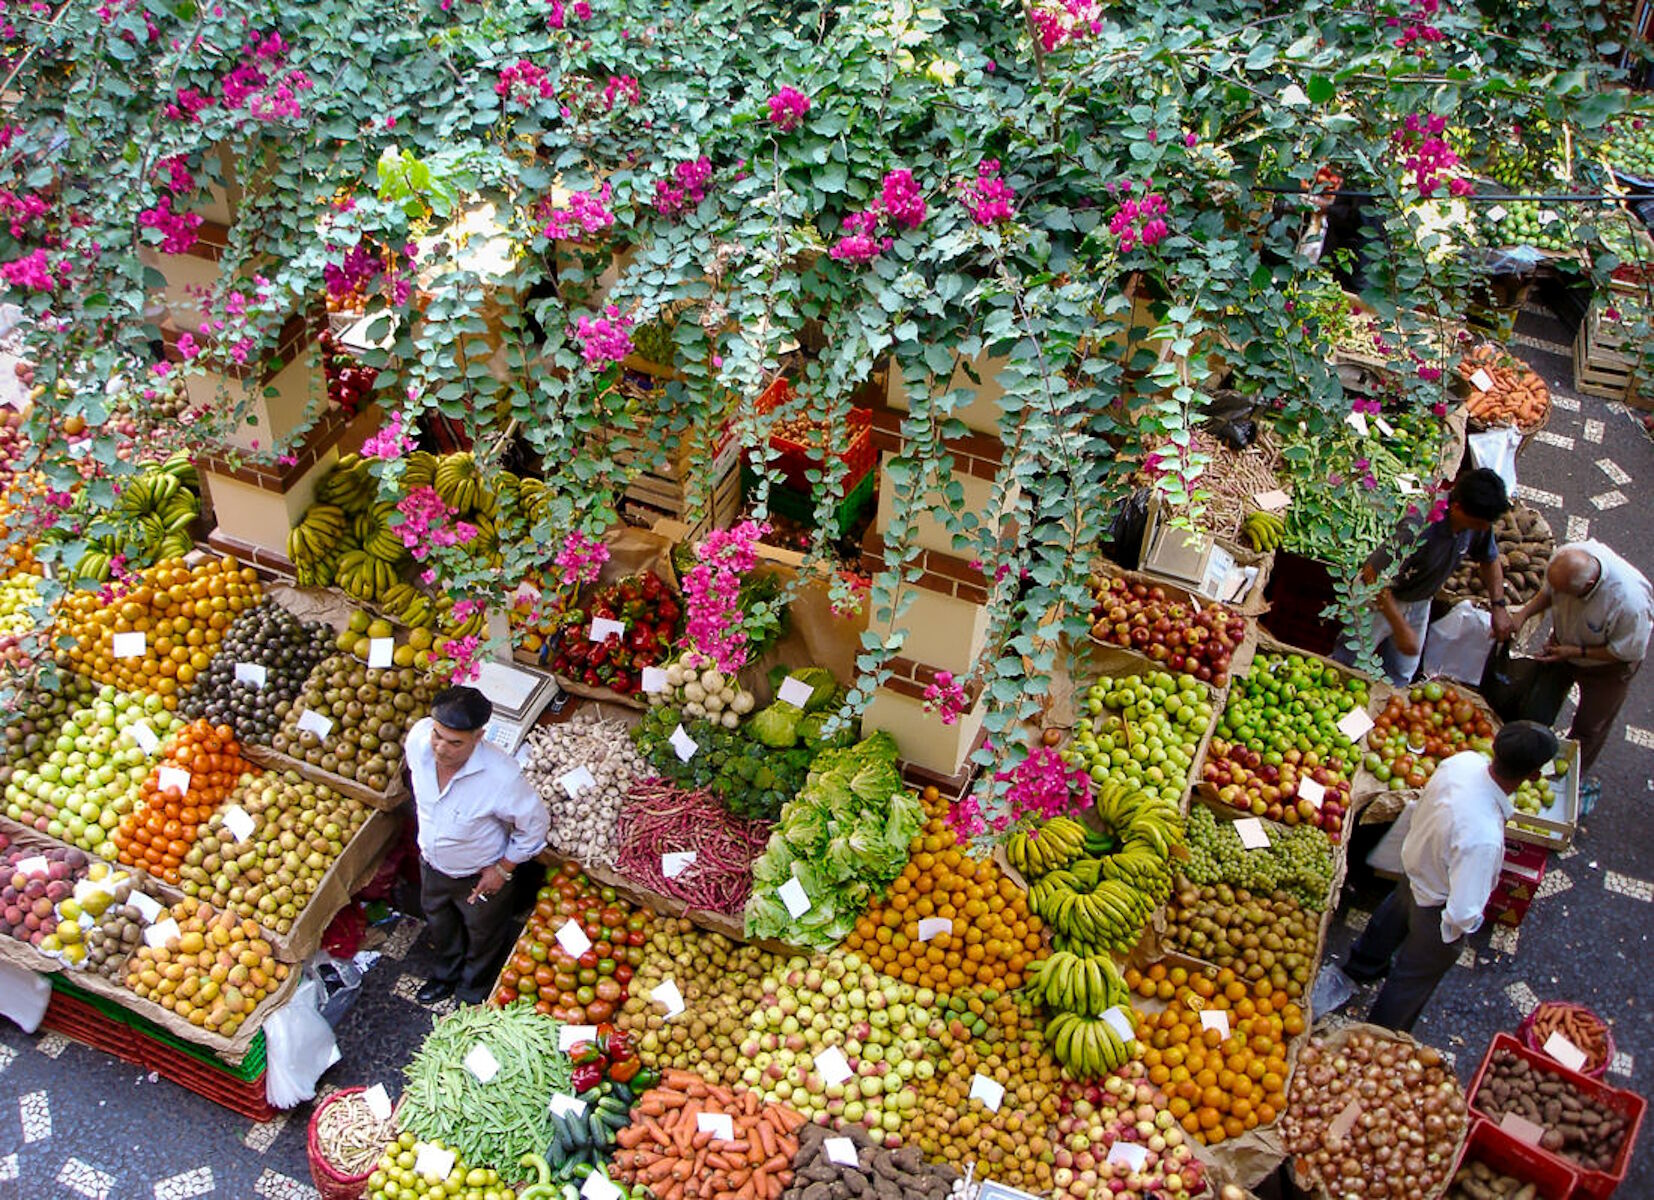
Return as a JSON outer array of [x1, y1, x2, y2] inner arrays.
[[416, 980, 455, 1005], [455, 990, 489, 1006]]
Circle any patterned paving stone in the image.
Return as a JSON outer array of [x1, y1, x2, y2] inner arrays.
[[1625, 725, 1654, 750], [1512, 332, 1572, 357], [252, 1167, 321, 1199], [1583, 417, 1605, 443], [1505, 982, 1541, 1015], [1344, 908, 1370, 932], [382, 918, 422, 961], [242, 1111, 289, 1154], [1566, 514, 1591, 541], [35, 1031, 69, 1059], [1550, 393, 1582, 412], [1590, 489, 1628, 510], [0, 1043, 15, 1076], [154, 1166, 215, 1200], [20, 1089, 50, 1143], [1535, 869, 1573, 900], [0, 1154, 17, 1183], [1456, 945, 1476, 969], [1610, 1051, 1634, 1079], [56, 1157, 115, 1200], [1596, 457, 1632, 485], [1533, 430, 1575, 450], [1514, 484, 1564, 508], [1604, 871, 1653, 901], [1487, 924, 1520, 956]]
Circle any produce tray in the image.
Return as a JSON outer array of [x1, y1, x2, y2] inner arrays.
[[1572, 302, 1651, 410], [1350, 678, 1497, 813], [743, 462, 875, 538], [1450, 1118, 1582, 1200], [242, 744, 409, 811], [1468, 1032, 1645, 1200], [750, 376, 875, 498], [47, 971, 269, 1080], [1505, 737, 1580, 851]]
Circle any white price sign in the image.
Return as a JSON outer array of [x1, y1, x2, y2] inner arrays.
[[297, 709, 334, 739], [128, 891, 163, 923], [661, 851, 697, 879], [156, 766, 190, 797], [144, 917, 180, 949], [651, 978, 685, 1017], [362, 1084, 394, 1121], [129, 721, 160, 755], [777, 676, 815, 708], [1233, 817, 1271, 850], [1297, 778, 1327, 809], [669, 724, 698, 762], [558, 766, 596, 799], [641, 666, 669, 694], [1345, 411, 1370, 438], [917, 917, 953, 942], [814, 1046, 853, 1086], [778, 877, 811, 918], [1338, 708, 1375, 742], [1470, 368, 1495, 393], [1542, 1032, 1589, 1073], [550, 1093, 588, 1119], [112, 631, 146, 659], [368, 638, 395, 669], [221, 805, 256, 842], [1199, 1010, 1231, 1039], [463, 1043, 501, 1084], [696, 1112, 735, 1141], [415, 1144, 457, 1182], [234, 662, 267, 689], [823, 1137, 860, 1167], [969, 1074, 1005, 1112], [558, 1025, 598, 1052], [555, 919, 592, 958], [588, 617, 625, 643], [1106, 1143, 1149, 1171]]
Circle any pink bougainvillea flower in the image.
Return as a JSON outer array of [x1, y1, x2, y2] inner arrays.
[[766, 86, 811, 132]]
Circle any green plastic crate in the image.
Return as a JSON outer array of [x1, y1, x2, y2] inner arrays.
[[742, 466, 874, 537]]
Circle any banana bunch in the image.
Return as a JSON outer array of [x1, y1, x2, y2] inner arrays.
[[353, 501, 411, 564], [516, 476, 553, 528], [400, 450, 438, 491], [379, 581, 436, 628], [433, 452, 494, 516], [64, 455, 199, 579], [1103, 848, 1175, 905], [1046, 1011, 1137, 1078], [1004, 815, 1089, 879], [287, 503, 347, 570], [1046, 879, 1154, 954], [336, 547, 401, 603], [1028, 950, 1132, 1016], [1095, 780, 1185, 859], [316, 454, 375, 514], [1242, 510, 1285, 552]]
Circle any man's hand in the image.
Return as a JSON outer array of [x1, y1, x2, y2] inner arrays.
[[467, 863, 511, 905], [1489, 607, 1517, 641], [1535, 639, 1573, 663], [1391, 623, 1421, 658]]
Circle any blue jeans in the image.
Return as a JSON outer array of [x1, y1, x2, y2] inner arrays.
[[1333, 596, 1433, 685]]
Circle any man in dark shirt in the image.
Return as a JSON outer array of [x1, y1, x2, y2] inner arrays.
[[1334, 468, 1514, 684]]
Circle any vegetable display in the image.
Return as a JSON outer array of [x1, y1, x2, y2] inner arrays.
[[612, 1072, 804, 1200], [614, 780, 771, 916], [1447, 1159, 1548, 1200], [1522, 1002, 1610, 1076], [1050, 1068, 1214, 1200], [1367, 681, 1496, 789], [1472, 1047, 1631, 1172], [1058, 671, 1214, 806], [1458, 345, 1551, 431], [633, 704, 817, 823], [314, 1089, 401, 1179], [553, 571, 682, 696], [521, 715, 650, 867], [1442, 504, 1553, 608], [493, 864, 650, 1024], [367, 1133, 518, 1200], [782, 1124, 961, 1200], [644, 651, 757, 728]]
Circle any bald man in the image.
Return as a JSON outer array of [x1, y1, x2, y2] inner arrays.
[[1509, 542, 1654, 793]]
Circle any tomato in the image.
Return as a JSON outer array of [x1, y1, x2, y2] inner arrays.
[[535, 998, 553, 1016], [614, 963, 634, 985], [585, 999, 615, 1023], [496, 987, 517, 1005], [528, 941, 549, 963], [577, 967, 597, 986], [596, 958, 616, 977], [593, 941, 613, 960], [575, 985, 596, 1005], [599, 887, 618, 904], [627, 929, 647, 947], [600, 906, 624, 928], [578, 950, 598, 970], [625, 913, 649, 933], [594, 978, 622, 1003]]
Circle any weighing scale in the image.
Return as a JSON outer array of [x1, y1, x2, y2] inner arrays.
[[474, 658, 562, 755]]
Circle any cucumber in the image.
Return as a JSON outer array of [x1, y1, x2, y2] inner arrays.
[[611, 1082, 634, 1105], [589, 1111, 611, 1146], [595, 1094, 629, 1118]]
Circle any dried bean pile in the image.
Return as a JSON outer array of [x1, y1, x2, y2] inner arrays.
[[615, 780, 771, 914]]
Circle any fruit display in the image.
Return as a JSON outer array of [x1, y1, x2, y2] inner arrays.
[[551, 570, 682, 695], [1512, 761, 1568, 817], [782, 1124, 962, 1200], [1446, 1158, 1557, 1199], [57, 554, 263, 708], [0, 839, 89, 951], [1124, 965, 1301, 1146], [80, 894, 150, 978], [1367, 680, 1496, 789], [1479, 199, 1576, 254], [1180, 803, 1336, 912], [1458, 344, 1551, 431], [1049, 1069, 1213, 1200], [114, 719, 260, 884], [3, 687, 183, 857], [1030, 952, 1140, 1077], [180, 600, 336, 744], [0, 679, 89, 789], [288, 454, 405, 594], [45, 453, 200, 582], [366, 1134, 518, 1200], [491, 862, 651, 1024], [1471, 1045, 1632, 1173], [1057, 671, 1214, 807], [271, 651, 436, 790], [176, 770, 371, 935], [1202, 650, 1369, 839], [1087, 575, 1245, 686], [318, 325, 379, 413], [519, 714, 650, 867], [1240, 509, 1285, 552], [612, 1075, 804, 1200], [0, 564, 42, 637], [126, 899, 291, 1036], [1442, 503, 1553, 608], [1283, 1028, 1469, 1199], [1602, 117, 1654, 179], [1162, 878, 1320, 998]]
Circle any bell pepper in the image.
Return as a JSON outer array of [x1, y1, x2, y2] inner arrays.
[[607, 1057, 641, 1085], [571, 1061, 604, 1092]]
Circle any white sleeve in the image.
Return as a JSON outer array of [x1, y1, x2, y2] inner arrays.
[[1441, 839, 1504, 942]]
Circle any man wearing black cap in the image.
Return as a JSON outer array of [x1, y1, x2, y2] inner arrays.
[[406, 685, 549, 1005]]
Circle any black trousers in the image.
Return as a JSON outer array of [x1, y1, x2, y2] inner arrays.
[[1344, 878, 1465, 1033], [420, 859, 515, 1002]]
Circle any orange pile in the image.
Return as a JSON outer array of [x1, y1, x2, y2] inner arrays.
[[1124, 962, 1301, 1146], [114, 720, 260, 883], [58, 555, 261, 707]]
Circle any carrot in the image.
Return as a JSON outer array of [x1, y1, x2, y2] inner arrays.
[[617, 1125, 651, 1149], [769, 1105, 806, 1133], [640, 1160, 678, 1184], [754, 1118, 776, 1160], [655, 1183, 684, 1200], [706, 1154, 734, 1172], [759, 1154, 789, 1175], [752, 1168, 771, 1197], [650, 1088, 691, 1106], [707, 1084, 735, 1107], [691, 1130, 713, 1149]]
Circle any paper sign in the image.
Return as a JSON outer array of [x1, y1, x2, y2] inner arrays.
[[1397, 473, 1423, 495], [156, 766, 190, 797], [823, 1137, 860, 1167], [368, 638, 395, 669], [555, 918, 592, 958], [129, 721, 160, 755], [234, 662, 267, 689], [415, 1143, 457, 1182], [778, 876, 811, 918], [1374, 416, 1396, 438], [1233, 817, 1271, 850], [221, 805, 256, 842], [112, 631, 146, 659], [778, 676, 815, 708], [589, 617, 625, 643], [917, 917, 953, 942], [1487, 204, 1508, 223], [581, 1172, 622, 1200], [297, 709, 334, 739], [815, 1046, 853, 1086], [1330, 1099, 1364, 1139], [662, 851, 697, 879], [1297, 778, 1327, 809], [1345, 411, 1370, 438], [641, 666, 669, 694], [1540, 209, 1560, 225], [1543, 1031, 1590, 1073], [362, 1083, 393, 1122], [969, 1074, 1005, 1112], [558, 766, 596, 799], [558, 1025, 598, 1052], [14, 855, 47, 876], [1106, 1142, 1149, 1171], [651, 978, 685, 1017], [697, 1112, 735, 1141], [1253, 489, 1291, 512], [550, 1093, 588, 1119], [1541, 759, 1556, 778], [1470, 368, 1495, 393], [669, 724, 698, 762], [1338, 708, 1375, 741], [463, 1043, 500, 1084], [144, 917, 180, 949], [1100, 1007, 1136, 1041], [1199, 1010, 1232, 1039], [1499, 1111, 1546, 1145], [128, 891, 162, 922]]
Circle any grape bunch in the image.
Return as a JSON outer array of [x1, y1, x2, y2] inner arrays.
[[1182, 804, 1335, 911]]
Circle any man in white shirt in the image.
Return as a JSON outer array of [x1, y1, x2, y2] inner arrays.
[[1340, 721, 1557, 1032], [407, 686, 549, 1005]]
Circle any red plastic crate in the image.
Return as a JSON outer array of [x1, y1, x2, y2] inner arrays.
[[751, 377, 874, 497], [1469, 1032, 1645, 1199], [1451, 1118, 1582, 1200]]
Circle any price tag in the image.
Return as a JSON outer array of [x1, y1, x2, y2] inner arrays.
[[1252, 489, 1291, 512], [777, 676, 815, 708], [697, 1112, 735, 1141], [1397, 473, 1423, 495], [144, 917, 180, 949], [156, 766, 191, 797], [778, 876, 811, 918], [969, 1074, 1005, 1112], [1297, 778, 1327, 809], [550, 1093, 588, 1119], [14, 855, 47, 876], [823, 1137, 860, 1167], [1374, 416, 1396, 438], [1106, 1142, 1149, 1171], [815, 1046, 853, 1086], [662, 851, 697, 879], [1541, 759, 1557, 778], [558, 1024, 598, 1052], [129, 721, 160, 755], [112, 631, 146, 659], [463, 1043, 501, 1084], [368, 638, 395, 669], [1330, 1099, 1364, 1139], [641, 666, 669, 694], [1487, 204, 1508, 223], [558, 766, 596, 799], [1199, 1010, 1232, 1039], [917, 917, 953, 942], [1345, 410, 1370, 437], [362, 1083, 393, 1122], [234, 662, 267, 689], [128, 891, 162, 922], [651, 978, 685, 1017], [1499, 1111, 1547, 1145], [1100, 1007, 1136, 1041], [221, 805, 256, 842], [1233, 817, 1271, 850], [555, 918, 592, 958], [1540, 209, 1561, 225], [588, 617, 625, 643], [1470, 368, 1495, 393], [415, 1143, 457, 1182], [1338, 708, 1375, 741], [669, 724, 698, 762], [581, 1171, 622, 1200], [297, 709, 334, 739], [1543, 1031, 1590, 1073]]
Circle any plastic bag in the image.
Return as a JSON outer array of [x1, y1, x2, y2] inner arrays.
[[1100, 489, 1151, 568], [309, 951, 371, 1026], [1482, 245, 1545, 276], [1200, 390, 1260, 450], [264, 977, 341, 1108], [1468, 426, 1522, 492], [0, 959, 51, 1033], [1479, 641, 1542, 724], [1420, 600, 1494, 684]]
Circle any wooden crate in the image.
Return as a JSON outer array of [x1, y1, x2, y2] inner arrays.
[[1572, 303, 1645, 405], [619, 454, 742, 544]]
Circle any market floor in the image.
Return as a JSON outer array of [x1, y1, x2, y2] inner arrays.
[[4, 306, 1654, 1198]]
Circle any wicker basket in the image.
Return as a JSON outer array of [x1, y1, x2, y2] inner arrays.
[[307, 1087, 387, 1200], [1518, 1001, 1615, 1079]]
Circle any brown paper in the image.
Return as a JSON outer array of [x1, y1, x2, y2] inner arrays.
[[736, 562, 870, 704]]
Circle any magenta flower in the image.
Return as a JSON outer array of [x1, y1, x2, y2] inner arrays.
[[880, 169, 927, 230], [496, 59, 556, 106], [766, 86, 811, 132], [571, 305, 633, 366], [554, 530, 610, 586], [651, 157, 713, 221], [681, 520, 769, 673], [961, 159, 1016, 226], [361, 410, 415, 461], [922, 670, 970, 726]]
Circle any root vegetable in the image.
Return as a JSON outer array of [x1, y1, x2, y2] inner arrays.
[[1471, 1048, 1629, 1173]]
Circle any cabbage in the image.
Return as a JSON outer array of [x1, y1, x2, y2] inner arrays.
[[786, 667, 839, 713], [749, 700, 802, 748]]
